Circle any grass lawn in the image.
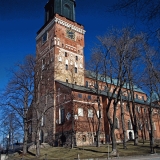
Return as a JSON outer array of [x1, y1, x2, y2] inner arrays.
[[10, 141, 160, 159]]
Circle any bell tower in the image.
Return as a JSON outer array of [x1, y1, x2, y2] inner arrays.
[[44, 0, 76, 23], [35, 0, 86, 92], [33, 0, 85, 145]]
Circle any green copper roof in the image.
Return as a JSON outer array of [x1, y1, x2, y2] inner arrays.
[[85, 70, 145, 94]]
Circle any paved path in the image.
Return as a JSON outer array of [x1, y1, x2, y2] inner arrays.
[[114, 154, 160, 160]]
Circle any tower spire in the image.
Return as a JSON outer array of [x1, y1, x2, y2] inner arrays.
[[44, 0, 76, 24]]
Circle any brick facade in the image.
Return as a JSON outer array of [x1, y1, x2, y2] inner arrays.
[[30, 0, 160, 147]]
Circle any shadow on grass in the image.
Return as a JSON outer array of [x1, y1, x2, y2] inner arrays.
[[77, 147, 107, 154], [27, 150, 36, 156]]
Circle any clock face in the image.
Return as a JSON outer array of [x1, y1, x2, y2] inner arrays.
[[66, 29, 75, 40]]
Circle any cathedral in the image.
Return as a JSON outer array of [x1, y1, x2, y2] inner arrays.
[[29, 0, 160, 146]]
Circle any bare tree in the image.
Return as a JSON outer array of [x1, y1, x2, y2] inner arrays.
[[91, 28, 144, 154], [142, 46, 160, 153], [86, 50, 104, 147], [1, 55, 35, 154], [111, 0, 160, 50]]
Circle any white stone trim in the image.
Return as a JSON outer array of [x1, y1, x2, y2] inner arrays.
[[73, 100, 102, 105], [36, 17, 86, 41], [55, 17, 86, 35], [36, 18, 56, 40], [58, 47, 83, 58]]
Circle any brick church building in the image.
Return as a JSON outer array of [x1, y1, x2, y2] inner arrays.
[[29, 0, 160, 146]]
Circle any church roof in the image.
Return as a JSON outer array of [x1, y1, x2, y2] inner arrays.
[[56, 80, 160, 108], [85, 70, 145, 94]]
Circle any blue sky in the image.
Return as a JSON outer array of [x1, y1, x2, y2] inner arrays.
[[0, 0, 138, 91]]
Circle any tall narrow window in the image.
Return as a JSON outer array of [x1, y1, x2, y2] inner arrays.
[[66, 64, 68, 70], [78, 108, 83, 116], [61, 109, 65, 124], [42, 59, 45, 70], [64, 4, 71, 20], [153, 122, 156, 131], [75, 67, 77, 73], [66, 79, 68, 83], [65, 52, 68, 57], [115, 118, 119, 129], [42, 32, 48, 44], [76, 56, 78, 61], [78, 94, 82, 98], [88, 109, 93, 118], [41, 116, 45, 126], [128, 120, 132, 130], [86, 81, 88, 87], [97, 110, 102, 118]]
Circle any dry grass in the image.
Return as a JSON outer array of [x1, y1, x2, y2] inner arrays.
[[10, 141, 160, 159]]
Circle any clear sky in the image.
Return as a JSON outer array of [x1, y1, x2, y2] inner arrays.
[[0, 0, 138, 91]]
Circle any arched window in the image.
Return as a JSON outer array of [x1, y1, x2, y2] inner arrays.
[[86, 81, 88, 87], [64, 4, 71, 19], [115, 117, 119, 129], [128, 120, 132, 130]]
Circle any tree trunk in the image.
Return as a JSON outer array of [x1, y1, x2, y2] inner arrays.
[[120, 95, 126, 149], [107, 102, 117, 155], [96, 96, 101, 147], [23, 120, 28, 154], [133, 127, 138, 146], [149, 107, 154, 153], [36, 129, 40, 157], [110, 127, 117, 155]]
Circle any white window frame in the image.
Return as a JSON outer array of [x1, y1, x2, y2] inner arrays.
[[88, 109, 93, 118], [78, 108, 83, 117]]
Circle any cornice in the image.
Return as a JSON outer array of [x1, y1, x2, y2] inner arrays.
[[36, 17, 86, 41]]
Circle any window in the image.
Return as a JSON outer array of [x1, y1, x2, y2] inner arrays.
[[136, 94, 138, 99], [126, 104, 129, 112], [64, 4, 71, 20], [97, 110, 102, 118], [85, 81, 88, 87], [58, 56, 62, 62], [42, 59, 45, 70], [42, 32, 48, 44], [82, 135, 86, 142], [41, 116, 45, 126], [28, 125, 32, 134], [61, 109, 65, 124], [88, 109, 93, 118], [115, 118, 119, 129], [88, 95, 91, 100], [137, 106, 140, 113], [142, 96, 144, 101], [66, 64, 68, 70], [76, 56, 78, 61], [66, 79, 68, 83], [78, 93, 82, 98], [78, 108, 83, 116], [94, 82, 98, 89], [128, 120, 132, 130], [153, 122, 156, 131], [65, 52, 68, 57], [75, 67, 77, 73]]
